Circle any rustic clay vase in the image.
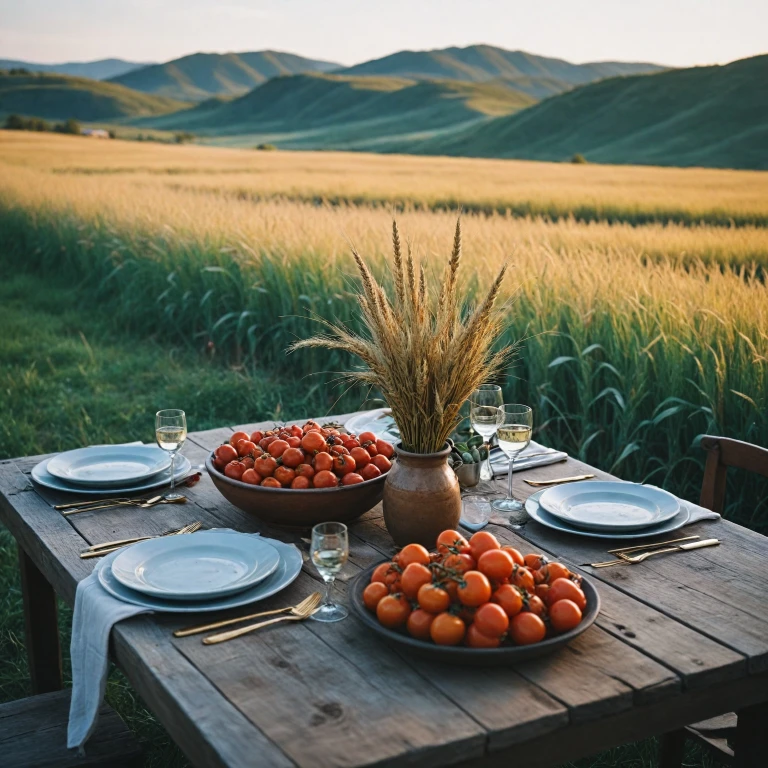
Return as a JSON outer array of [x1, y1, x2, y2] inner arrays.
[[383, 443, 461, 547]]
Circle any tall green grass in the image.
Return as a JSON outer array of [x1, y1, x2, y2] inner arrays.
[[0, 199, 765, 530]]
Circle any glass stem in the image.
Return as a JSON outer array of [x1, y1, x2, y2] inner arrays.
[[507, 456, 516, 501], [169, 452, 176, 494], [324, 578, 334, 606]]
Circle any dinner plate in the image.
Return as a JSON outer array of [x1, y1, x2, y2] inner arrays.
[[539, 481, 680, 532], [525, 489, 691, 540], [344, 409, 400, 443], [110, 531, 281, 601], [31, 454, 191, 495], [47, 445, 171, 487], [95, 534, 302, 613]]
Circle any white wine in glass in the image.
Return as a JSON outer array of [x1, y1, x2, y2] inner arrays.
[[155, 409, 187, 500], [491, 404, 533, 523], [470, 384, 503, 480], [311, 522, 349, 622]]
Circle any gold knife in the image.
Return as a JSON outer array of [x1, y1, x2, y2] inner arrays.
[[525, 474, 595, 487]]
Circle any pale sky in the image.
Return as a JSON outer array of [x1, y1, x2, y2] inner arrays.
[[1, 0, 766, 68]]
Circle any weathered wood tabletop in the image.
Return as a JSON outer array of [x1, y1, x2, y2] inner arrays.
[[1, 411, 767, 768]]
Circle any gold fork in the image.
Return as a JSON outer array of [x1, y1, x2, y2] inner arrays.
[[525, 474, 595, 487], [590, 538, 720, 567], [64, 495, 187, 517], [174, 592, 323, 638], [202, 592, 323, 645], [80, 522, 202, 558]]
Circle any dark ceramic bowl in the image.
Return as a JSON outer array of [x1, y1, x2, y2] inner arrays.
[[350, 562, 601, 665], [205, 455, 386, 529]]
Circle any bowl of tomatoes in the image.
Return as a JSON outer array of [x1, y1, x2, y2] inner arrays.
[[349, 528, 600, 665], [206, 420, 395, 529]]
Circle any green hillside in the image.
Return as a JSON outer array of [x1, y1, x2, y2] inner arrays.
[[140, 72, 536, 150], [110, 51, 340, 101], [0, 71, 188, 121], [0, 58, 151, 80], [420, 55, 768, 170], [338, 44, 665, 85]]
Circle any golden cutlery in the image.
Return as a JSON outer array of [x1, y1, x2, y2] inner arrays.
[[80, 522, 201, 558], [55, 495, 156, 510], [525, 474, 595, 487], [174, 591, 323, 638], [64, 495, 187, 517], [84, 522, 200, 551], [606, 535, 700, 555], [589, 539, 720, 567], [202, 594, 322, 645]]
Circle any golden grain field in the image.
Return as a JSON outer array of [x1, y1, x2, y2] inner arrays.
[[1, 131, 766, 525]]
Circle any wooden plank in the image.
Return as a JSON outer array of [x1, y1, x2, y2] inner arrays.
[[173, 571, 487, 768], [488, 525, 747, 691], [0, 463, 91, 604], [112, 619, 293, 768], [0, 689, 142, 768], [18, 548, 63, 694], [517, 518, 768, 670], [450, 671, 768, 768]]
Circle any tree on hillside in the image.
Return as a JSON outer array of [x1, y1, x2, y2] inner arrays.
[[54, 118, 82, 135]]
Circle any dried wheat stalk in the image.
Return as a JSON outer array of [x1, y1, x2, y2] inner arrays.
[[290, 218, 515, 453]]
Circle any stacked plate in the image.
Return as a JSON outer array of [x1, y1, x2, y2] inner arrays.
[[94, 530, 303, 612], [525, 481, 690, 540], [32, 444, 192, 495]]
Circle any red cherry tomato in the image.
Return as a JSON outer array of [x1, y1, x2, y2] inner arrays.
[[350, 446, 371, 468], [240, 468, 262, 485], [371, 455, 392, 472], [313, 452, 334, 472], [333, 454, 357, 475], [254, 455, 277, 477], [290, 475, 311, 489], [295, 463, 315, 479], [360, 463, 382, 480], [260, 476, 281, 488], [249, 430, 264, 443], [363, 582, 389, 611], [229, 431, 249, 447], [358, 431, 376, 445], [268, 439, 289, 458], [281, 447, 305, 468], [466, 624, 502, 648], [273, 466, 296, 487], [406, 609, 435, 640], [313, 470, 338, 488], [549, 599, 583, 632], [214, 444, 237, 464], [224, 461, 246, 481], [342, 472, 364, 485], [375, 439, 395, 458]]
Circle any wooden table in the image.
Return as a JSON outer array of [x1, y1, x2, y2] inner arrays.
[[1, 412, 767, 768]]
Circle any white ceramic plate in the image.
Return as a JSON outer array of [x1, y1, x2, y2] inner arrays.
[[47, 445, 171, 487], [345, 409, 399, 443], [110, 531, 281, 601], [539, 481, 680, 531], [31, 454, 191, 495], [96, 534, 302, 613], [525, 489, 691, 540]]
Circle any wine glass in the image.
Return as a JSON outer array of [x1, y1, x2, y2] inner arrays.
[[310, 522, 349, 622], [491, 404, 533, 523], [470, 384, 504, 480], [155, 409, 187, 501]]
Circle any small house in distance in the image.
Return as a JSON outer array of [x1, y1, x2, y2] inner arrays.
[[82, 128, 110, 138]]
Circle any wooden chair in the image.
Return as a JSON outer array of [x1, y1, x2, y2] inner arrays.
[[659, 435, 768, 768], [0, 690, 142, 768]]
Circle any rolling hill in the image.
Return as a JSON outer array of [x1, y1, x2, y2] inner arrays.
[[140, 72, 536, 151], [0, 72, 189, 122], [338, 45, 666, 86], [110, 51, 341, 101], [419, 54, 768, 170], [0, 58, 151, 80]]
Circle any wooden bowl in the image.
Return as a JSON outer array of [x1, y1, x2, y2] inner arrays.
[[205, 455, 386, 529], [349, 562, 600, 665]]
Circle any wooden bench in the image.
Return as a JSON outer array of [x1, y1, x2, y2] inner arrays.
[[0, 690, 142, 768]]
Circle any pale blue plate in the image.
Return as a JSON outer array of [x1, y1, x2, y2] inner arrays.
[[525, 488, 691, 540]]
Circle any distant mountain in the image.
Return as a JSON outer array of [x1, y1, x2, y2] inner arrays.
[[0, 72, 188, 122], [139, 72, 535, 150], [110, 51, 341, 101], [419, 55, 768, 170], [0, 58, 151, 80], [337, 45, 665, 85]]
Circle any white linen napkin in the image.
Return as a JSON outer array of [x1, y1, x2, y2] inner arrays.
[[645, 485, 720, 523], [489, 439, 568, 478], [67, 569, 151, 752]]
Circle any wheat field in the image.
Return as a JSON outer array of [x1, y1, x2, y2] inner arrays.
[[1, 131, 766, 527]]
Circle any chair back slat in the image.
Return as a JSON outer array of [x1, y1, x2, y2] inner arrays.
[[699, 435, 768, 514]]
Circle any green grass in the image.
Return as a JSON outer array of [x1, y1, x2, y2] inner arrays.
[[424, 55, 768, 170], [0, 71, 189, 123]]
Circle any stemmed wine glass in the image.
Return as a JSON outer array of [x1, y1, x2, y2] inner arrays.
[[310, 522, 349, 622], [155, 409, 187, 501], [470, 384, 504, 480], [491, 404, 533, 522]]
